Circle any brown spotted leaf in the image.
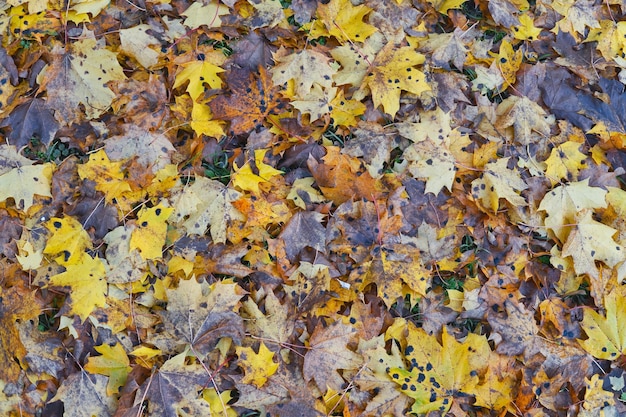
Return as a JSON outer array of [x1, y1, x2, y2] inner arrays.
[[209, 66, 286, 135]]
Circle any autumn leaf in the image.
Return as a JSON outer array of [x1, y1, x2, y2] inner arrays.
[[0, 162, 53, 211], [303, 321, 362, 391], [361, 42, 430, 117], [236, 342, 279, 387], [129, 204, 173, 260], [209, 66, 287, 135], [232, 149, 283, 193], [47, 252, 108, 321], [173, 57, 224, 101], [84, 343, 132, 395], [579, 289, 626, 360], [471, 157, 527, 212], [306, 0, 377, 43], [44, 216, 92, 266], [41, 33, 126, 124]]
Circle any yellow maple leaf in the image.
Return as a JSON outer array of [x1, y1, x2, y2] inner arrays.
[[42, 34, 126, 123], [427, 0, 466, 14], [47, 252, 107, 321], [579, 289, 626, 360], [77, 149, 132, 204], [545, 141, 587, 185], [236, 342, 279, 387], [389, 324, 491, 414], [561, 210, 623, 279], [44, 216, 92, 266], [495, 39, 522, 91], [173, 59, 224, 101], [84, 343, 131, 395], [181, 0, 228, 29], [362, 43, 430, 118], [0, 162, 53, 211], [513, 13, 542, 40], [307, 0, 377, 43], [232, 149, 283, 193], [190, 101, 225, 138], [471, 157, 527, 212], [538, 179, 607, 243], [130, 204, 174, 260], [202, 389, 237, 417], [271, 49, 336, 98]]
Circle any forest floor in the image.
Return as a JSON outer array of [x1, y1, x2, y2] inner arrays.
[[2, 0, 626, 415]]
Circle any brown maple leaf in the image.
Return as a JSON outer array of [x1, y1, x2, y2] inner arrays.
[[209, 66, 287, 135]]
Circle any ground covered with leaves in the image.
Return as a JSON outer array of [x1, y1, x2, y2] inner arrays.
[[4, 0, 626, 415]]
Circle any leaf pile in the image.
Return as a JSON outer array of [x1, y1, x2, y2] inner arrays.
[[3, 0, 626, 415]]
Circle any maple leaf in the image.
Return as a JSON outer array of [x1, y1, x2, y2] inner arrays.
[[160, 278, 246, 355], [172, 176, 244, 243], [181, 0, 228, 29], [399, 108, 471, 194], [51, 373, 116, 417], [47, 252, 108, 321], [544, 140, 587, 185], [278, 211, 326, 261], [129, 204, 174, 260], [471, 157, 527, 212], [84, 342, 132, 395], [102, 225, 146, 284], [232, 149, 283, 193], [361, 42, 430, 117], [389, 323, 492, 414], [77, 149, 131, 204], [41, 34, 126, 124], [0, 162, 53, 211], [538, 179, 608, 243], [104, 124, 176, 173], [561, 210, 624, 279], [209, 66, 286, 135], [271, 48, 336, 97], [4, 98, 59, 148], [0, 285, 42, 383], [306, 0, 377, 43], [135, 353, 212, 416], [236, 342, 279, 387], [44, 216, 92, 266], [303, 321, 362, 391], [119, 24, 161, 68], [579, 289, 626, 360], [173, 57, 224, 101]]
